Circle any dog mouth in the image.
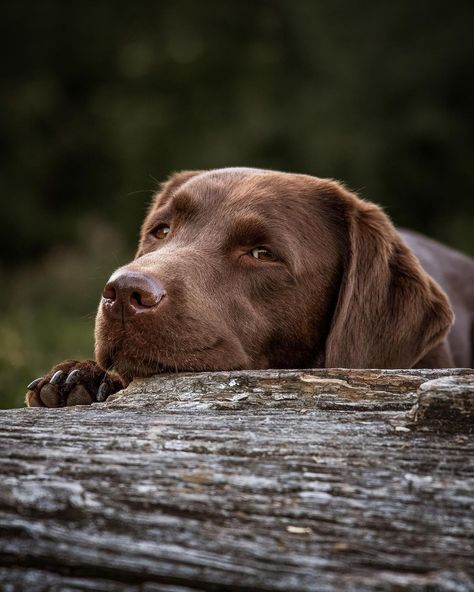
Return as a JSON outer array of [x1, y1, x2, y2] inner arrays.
[[97, 336, 242, 379]]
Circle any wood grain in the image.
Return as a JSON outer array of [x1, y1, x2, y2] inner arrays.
[[0, 368, 473, 591]]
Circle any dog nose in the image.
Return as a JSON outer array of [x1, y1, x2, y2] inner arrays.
[[102, 271, 166, 319]]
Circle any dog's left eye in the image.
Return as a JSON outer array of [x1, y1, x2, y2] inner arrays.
[[250, 247, 277, 261], [152, 224, 171, 239]]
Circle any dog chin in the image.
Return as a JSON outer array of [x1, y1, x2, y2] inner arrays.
[[95, 345, 163, 379], [96, 336, 251, 379], [111, 355, 175, 379]]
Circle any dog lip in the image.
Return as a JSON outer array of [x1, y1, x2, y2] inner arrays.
[[102, 336, 228, 376]]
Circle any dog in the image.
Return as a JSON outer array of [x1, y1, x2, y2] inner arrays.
[[26, 168, 474, 407]]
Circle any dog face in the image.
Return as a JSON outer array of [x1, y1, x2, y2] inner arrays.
[[95, 168, 453, 378]]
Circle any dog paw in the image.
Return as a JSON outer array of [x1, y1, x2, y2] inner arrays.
[[25, 360, 125, 407]]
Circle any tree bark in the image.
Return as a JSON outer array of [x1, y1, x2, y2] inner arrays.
[[0, 368, 473, 591]]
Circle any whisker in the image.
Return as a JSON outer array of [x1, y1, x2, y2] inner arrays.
[[127, 188, 156, 197], [148, 174, 161, 188]]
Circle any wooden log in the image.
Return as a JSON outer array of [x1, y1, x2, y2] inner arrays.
[[0, 368, 473, 591]]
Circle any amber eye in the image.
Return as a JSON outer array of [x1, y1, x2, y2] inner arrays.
[[152, 224, 171, 239], [250, 247, 277, 261]]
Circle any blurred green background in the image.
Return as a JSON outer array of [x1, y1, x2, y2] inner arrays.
[[1, 1, 473, 407]]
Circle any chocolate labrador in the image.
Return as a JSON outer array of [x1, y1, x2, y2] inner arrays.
[[26, 168, 474, 407]]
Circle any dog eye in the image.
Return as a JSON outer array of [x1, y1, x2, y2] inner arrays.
[[250, 247, 277, 261], [152, 224, 171, 239]]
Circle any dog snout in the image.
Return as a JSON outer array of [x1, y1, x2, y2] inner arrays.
[[102, 271, 166, 320]]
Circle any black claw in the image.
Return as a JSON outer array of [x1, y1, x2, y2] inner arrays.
[[65, 369, 81, 385], [97, 383, 109, 402], [27, 377, 43, 391], [50, 370, 64, 384]]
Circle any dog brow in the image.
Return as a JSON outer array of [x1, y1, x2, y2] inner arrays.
[[225, 215, 272, 246], [171, 191, 200, 216]]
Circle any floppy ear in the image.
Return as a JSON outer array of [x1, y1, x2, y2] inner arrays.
[[321, 180, 454, 368], [156, 170, 202, 197]]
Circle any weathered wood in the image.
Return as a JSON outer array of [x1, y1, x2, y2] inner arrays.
[[0, 368, 473, 591], [407, 375, 474, 430]]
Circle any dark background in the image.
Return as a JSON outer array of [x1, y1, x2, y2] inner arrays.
[[1, 1, 473, 407]]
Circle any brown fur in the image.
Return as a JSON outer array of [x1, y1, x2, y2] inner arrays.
[[26, 168, 474, 407]]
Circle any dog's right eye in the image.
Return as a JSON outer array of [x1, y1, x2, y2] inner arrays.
[[151, 224, 171, 239]]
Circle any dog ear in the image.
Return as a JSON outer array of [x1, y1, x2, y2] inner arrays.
[[320, 180, 454, 368], [156, 170, 202, 198]]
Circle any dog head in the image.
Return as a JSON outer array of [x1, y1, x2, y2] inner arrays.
[[95, 168, 453, 377]]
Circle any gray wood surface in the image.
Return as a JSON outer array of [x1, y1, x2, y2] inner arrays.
[[0, 368, 473, 591]]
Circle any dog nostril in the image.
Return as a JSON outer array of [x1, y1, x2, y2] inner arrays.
[[130, 290, 161, 309], [130, 291, 143, 308], [102, 285, 116, 301]]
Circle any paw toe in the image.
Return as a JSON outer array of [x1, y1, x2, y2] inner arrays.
[[39, 384, 63, 407], [26, 390, 44, 407], [66, 385, 94, 406]]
